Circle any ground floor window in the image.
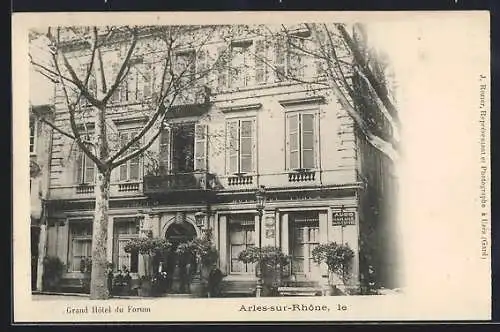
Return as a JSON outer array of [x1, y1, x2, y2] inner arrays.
[[229, 214, 255, 274], [68, 221, 92, 272], [289, 212, 320, 277], [113, 218, 140, 273]]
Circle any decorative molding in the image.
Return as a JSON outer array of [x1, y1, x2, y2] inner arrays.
[[219, 102, 262, 113], [112, 115, 149, 125], [278, 96, 325, 107]]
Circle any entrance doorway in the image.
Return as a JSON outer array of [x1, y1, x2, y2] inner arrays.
[[163, 220, 197, 294]]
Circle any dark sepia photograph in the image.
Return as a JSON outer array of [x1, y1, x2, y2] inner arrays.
[[13, 11, 490, 322]]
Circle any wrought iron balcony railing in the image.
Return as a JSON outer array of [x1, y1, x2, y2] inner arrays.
[[143, 171, 215, 195]]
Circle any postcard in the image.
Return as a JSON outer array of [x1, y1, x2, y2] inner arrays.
[[12, 10, 490, 323]]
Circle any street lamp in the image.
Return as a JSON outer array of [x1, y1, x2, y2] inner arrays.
[[194, 211, 207, 233], [255, 185, 266, 297]]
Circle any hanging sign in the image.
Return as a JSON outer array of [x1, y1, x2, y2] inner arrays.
[[332, 210, 356, 226]]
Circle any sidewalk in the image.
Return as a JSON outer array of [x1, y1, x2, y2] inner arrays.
[[32, 291, 144, 300]]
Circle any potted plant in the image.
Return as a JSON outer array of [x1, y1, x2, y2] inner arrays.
[[311, 242, 355, 295], [111, 265, 133, 296], [177, 229, 219, 297], [238, 246, 291, 297], [42, 256, 65, 292], [124, 237, 172, 297]]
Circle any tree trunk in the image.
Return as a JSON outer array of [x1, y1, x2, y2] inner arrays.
[[36, 223, 48, 291], [90, 170, 111, 299]]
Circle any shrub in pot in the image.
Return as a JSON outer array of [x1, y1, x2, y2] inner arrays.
[[238, 246, 290, 296], [42, 256, 65, 292], [111, 265, 133, 296], [177, 229, 219, 297], [124, 237, 172, 297], [311, 242, 355, 295]]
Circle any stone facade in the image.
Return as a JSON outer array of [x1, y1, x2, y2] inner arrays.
[[40, 25, 397, 294]]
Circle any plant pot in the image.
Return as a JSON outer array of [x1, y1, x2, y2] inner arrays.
[[138, 279, 153, 297]]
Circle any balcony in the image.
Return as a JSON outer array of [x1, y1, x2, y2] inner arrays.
[[143, 172, 216, 196]]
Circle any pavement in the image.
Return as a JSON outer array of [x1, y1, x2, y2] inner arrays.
[[32, 292, 144, 301]]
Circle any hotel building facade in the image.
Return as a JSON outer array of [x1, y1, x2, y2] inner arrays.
[[38, 25, 398, 295]]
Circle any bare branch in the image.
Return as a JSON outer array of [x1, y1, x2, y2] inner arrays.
[[323, 55, 398, 162], [336, 23, 399, 123], [110, 126, 162, 168], [102, 28, 139, 104], [49, 38, 102, 168], [353, 65, 400, 143]]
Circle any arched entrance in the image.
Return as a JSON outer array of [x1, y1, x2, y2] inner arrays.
[[163, 219, 197, 294]]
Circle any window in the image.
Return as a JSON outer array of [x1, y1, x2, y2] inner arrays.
[[110, 58, 152, 103], [113, 218, 139, 273], [79, 63, 97, 107], [218, 40, 253, 89], [289, 212, 320, 276], [286, 112, 317, 170], [226, 118, 256, 174], [117, 131, 141, 181], [174, 50, 196, 87], [275, 36, 306, 82], [229, 214, 255, 274], [68, 221, 92, 272], [29, 118, 36, 154], [159, 123, 207, 174], [75, 150, 96, 184]]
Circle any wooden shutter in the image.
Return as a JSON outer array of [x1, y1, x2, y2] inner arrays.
[[110, 63, 120, 102], [88, 66, 97, 98], [288, 37, 304, 79], [301, 114, 315, 169], [127, 67, 137, 101], [217, 46, 228, 90], [239, 120, 253, 173], [118, 132, 129, 181], [84, 154, 95, 183], [275, 37, 286, 82], [194, 124, 207, 171], [286, 114, 299, 170], [129, 131, 140, 180], [227, 120, 239, 174], [255, 39, 267, 84], [159, 127, 171, 175], [197, 48, 209, 85], [75, 150, 83, 183]]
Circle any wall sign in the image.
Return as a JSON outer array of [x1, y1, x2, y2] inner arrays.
[[332, 210, 356, 226]]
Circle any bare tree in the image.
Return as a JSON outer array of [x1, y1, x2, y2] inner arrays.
[[29, 25, 226, 299], [249, 23, 400, 162]]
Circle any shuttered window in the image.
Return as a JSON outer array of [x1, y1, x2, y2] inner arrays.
[[226, 118, 256, 174], [286, 112, 318, 170], [117, 131, 141, 181], [76, 150, 96, 184]]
